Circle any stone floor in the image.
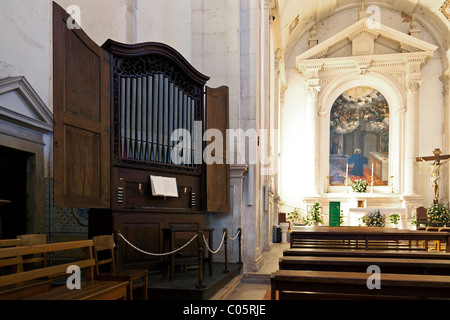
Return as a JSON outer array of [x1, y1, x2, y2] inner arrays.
[[215, 242, 290, 300]]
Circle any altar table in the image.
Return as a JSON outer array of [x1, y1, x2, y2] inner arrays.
[[290, 226, 450, 252]]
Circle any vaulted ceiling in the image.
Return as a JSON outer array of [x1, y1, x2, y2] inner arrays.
[[270, 0, 450, 70]]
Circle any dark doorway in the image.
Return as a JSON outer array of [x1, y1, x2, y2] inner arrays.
[[0, 146, 29, 238]]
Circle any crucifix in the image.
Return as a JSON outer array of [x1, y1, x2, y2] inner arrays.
[[416, 148, 450, 204]]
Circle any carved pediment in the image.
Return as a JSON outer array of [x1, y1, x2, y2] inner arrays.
[[0, 77, 53, 133], [296, 18, 438, 76]]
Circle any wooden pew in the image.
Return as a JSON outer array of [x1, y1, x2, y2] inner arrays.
[[283, 248, 450, 260], [0, 239, 21, 248], [271, 270, 450, 300], [0, 240, 128, 300], [290, 239, 417, 250], [290, 226, 450, 252], [279, 255, 450, 275]]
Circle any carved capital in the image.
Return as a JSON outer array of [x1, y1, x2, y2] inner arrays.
[[441, 75, 449, 96], [439, 71, 449, 96], [306, 85, 321, 99], [406, 80, 423, 94]]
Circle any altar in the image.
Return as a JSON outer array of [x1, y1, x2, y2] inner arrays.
[[302, 193, 413, 230], [348, 207, 407, 229]]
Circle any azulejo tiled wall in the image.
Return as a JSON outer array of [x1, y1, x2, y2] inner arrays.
[[44, 179, 88, 260]]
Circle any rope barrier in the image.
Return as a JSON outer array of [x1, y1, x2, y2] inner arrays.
[[117, 232, 198, 256], [203, 232, 226, 254], [227, 229, 240, 241], [117, 228, 240, 256]]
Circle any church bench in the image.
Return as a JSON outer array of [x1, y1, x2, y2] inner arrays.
[[279, 255, 450, 276], [0, 240, 128, 300], [290, 239, 417, 250], [290, 226, 450, 251], [283, 248, 450, 259], [271, 270, 450, 300], [0, 239, 21, 248]]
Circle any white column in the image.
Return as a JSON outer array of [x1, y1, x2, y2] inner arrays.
[[318, 111, 327, 194], [305, 81, 321, 196], [440, 73, 450, 203], [403, 79, 422, 196]]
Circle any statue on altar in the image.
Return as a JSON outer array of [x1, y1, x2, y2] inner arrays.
[[417, 148, 450, 203], [419, 158, 450, 202]]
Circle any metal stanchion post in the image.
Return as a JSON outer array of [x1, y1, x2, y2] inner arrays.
[[238, 228, 242, 264], [114, 230, 120, 269], [195, 230, 206, 289], [223, 229, 229, 273]]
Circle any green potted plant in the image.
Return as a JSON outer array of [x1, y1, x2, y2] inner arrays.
[[352, 179, 368, 193], [358, 215, 366, 226], [306, 203, 323, 226], [427, 203, 449, 227], [389, 213, 400, 228]]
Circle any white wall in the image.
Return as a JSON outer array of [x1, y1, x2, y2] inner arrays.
[[136, 0, 192, 60], [0, 0, 51, 110]]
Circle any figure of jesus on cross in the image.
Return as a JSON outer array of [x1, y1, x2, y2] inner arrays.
[[416, 148, 450, 204]]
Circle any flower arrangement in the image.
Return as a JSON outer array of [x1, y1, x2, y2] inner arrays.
[[427, 203, 449, 226], [352, 179, 368, 193], [365, 210, 386, 227]]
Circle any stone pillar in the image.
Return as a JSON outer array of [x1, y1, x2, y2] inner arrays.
[[305, 80, 321, 196], [229, 164, 248, 263], [403, 79, 422, 196]]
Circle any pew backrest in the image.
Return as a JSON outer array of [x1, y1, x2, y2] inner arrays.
[[0, 240, 95, 290]]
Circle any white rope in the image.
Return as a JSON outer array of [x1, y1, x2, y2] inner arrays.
[[228, 229, 240, 241], [117, 232, 198, 256], [203, 231, 226, 254], [117, 229, 241, 256]]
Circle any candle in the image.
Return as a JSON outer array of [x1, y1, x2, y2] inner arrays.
[[346, 163, 348, 177], [371, 163, 374, 177]]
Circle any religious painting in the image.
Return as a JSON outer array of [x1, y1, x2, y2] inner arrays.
[[329, 87, 389, 186]]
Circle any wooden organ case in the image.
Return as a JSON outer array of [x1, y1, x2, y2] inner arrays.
[[52, 3, 230, 271]]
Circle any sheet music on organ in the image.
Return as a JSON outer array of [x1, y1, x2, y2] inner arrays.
[[150, 175, 179, 197]]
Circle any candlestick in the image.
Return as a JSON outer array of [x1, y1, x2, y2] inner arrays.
[[370, 163, 374, 193], [345, 163, 349, 193], [390, 175, 394, 193]]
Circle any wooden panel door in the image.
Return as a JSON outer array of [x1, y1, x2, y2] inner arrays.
[[53, 3, 111, 208], [329, 201, 341, 226], [205, 86, 230, 213]]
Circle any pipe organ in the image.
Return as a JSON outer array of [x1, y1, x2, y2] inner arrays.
[[118, 71, 199, 168], [53, 3, 229, 271]]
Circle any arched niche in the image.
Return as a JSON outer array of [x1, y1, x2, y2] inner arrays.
[[320, 72, 403, 194]]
